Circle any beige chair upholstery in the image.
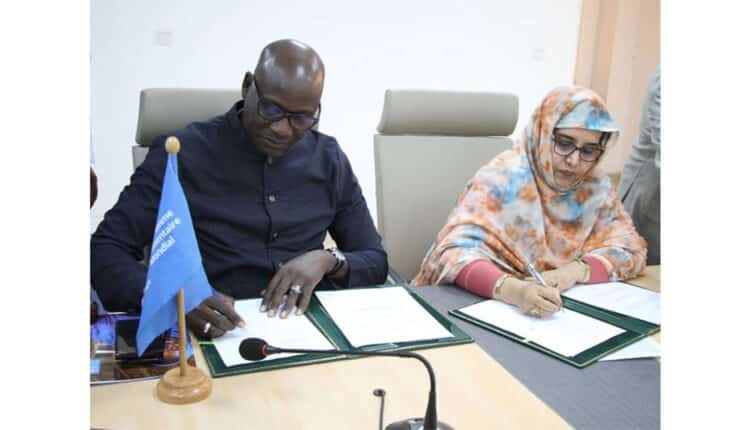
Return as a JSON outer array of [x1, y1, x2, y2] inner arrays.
[[374, 89, 518, 281], [132, 88, 240, 169]]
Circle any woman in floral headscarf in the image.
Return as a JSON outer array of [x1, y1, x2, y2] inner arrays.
[[412, 86, 647, 318]]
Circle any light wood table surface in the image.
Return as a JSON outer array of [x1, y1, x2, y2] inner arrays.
[[92, 337, 570, 429], [631, 265, 660, 293]]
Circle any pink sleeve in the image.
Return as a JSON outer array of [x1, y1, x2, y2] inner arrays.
[[582, 255, 610, 283], [455, 260, 505, 299]]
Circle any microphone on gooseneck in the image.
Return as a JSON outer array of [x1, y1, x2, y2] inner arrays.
[[237, 338, 274, 360], [238, 338, 454, 430]]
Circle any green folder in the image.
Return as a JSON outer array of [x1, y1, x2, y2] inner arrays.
[[200, 285, 473, 377], [449, 286, 660, 368]]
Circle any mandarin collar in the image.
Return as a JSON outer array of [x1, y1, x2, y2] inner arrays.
[[226, 100, 266, 161]]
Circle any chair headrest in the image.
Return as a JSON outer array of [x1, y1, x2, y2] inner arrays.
[[376, 89, 518, 136], [135, 88, 240, 146]]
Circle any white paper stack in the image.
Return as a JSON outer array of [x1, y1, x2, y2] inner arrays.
[[212, 298, 334, 367], [459, 300, 625, 357], [562, 282, 660, 324], [315, 287, 454, 348]]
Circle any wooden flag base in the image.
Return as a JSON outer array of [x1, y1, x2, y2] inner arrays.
[[156, 366, 212, 404]]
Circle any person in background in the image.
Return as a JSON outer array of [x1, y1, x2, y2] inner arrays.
[[618, 67, 660, 265], [412, 86, 647, 317], [91, 156, 105, 321], [91, 167, 98, 209], [91, 39, 387, 337]]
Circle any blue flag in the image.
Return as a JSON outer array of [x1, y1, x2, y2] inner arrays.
[[136, 150, 213, 357]]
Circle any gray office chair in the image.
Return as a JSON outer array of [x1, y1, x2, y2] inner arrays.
[[133, 88, 240, 169], [374, 89, 518, 281]]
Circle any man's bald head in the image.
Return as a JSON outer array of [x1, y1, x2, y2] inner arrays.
[[255, 39, 324, 97], [240, 39, 325, 158]]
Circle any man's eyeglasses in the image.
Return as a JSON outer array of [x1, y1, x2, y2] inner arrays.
[[551, 134, 604, 162], [254, 78, 321, 131]]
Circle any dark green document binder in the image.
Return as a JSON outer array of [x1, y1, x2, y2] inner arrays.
[[450, 288, 660, 368], [201, 285, 473, 377]]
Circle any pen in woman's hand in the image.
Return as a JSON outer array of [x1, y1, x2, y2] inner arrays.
[[527, 263, 564, 313]]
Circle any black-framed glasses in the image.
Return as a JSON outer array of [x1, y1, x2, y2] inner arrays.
[[551, 134, 604, 162], [254, 77, 321, 131]]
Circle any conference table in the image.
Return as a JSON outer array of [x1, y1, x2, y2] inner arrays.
[[91, 266, 660, 429]]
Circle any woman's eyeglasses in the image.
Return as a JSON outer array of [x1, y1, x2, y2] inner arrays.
[[254, 78, 321, 131], [551, 134, 603, 162]]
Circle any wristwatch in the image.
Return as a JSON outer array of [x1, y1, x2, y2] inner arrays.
[[325, 248, 346, 276]]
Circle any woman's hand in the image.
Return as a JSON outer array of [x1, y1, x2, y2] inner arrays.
[[540, 261, 589, 292], [496, 277, 563, 318]]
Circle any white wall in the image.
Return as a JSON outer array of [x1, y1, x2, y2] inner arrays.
[[91, 0, 581, 230]]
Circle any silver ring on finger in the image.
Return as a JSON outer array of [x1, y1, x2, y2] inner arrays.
[[530, 308, 541, 317], [290, 284, 303, 295], [202, 321, 212, 334]]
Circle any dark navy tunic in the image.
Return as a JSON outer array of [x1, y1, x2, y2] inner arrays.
[[91, 101, 387, 312]]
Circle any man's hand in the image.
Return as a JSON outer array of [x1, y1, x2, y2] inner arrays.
[[496, 277, 562, 318], [540, 261, 588, 292], [260, 250, 336, 318], [187, 291, 245, 339]]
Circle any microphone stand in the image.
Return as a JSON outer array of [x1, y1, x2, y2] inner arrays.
[[264, 345, 453, 430]]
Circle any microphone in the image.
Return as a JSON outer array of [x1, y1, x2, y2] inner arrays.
[[238, 338, 270, 361], [239, 338, 454, 430]]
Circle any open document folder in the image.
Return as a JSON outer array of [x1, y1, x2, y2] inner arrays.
[[451, 282, 661, 367], [200, 285, 472, 377]]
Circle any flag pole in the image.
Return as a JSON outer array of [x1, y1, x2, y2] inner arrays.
[[166, 138, 189, 377], [177, 288, 188, 376], [156, 136, 212, 404]]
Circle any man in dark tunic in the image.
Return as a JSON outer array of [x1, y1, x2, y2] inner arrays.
[[91, 39, 387, 338]]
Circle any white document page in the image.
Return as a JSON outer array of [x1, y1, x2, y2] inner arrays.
[[315, 287, 454, 348], [600, 337, 661, 361], [212, 299, 334, 367], [562, 282, 661, 324], [460, 300, 625, 357]]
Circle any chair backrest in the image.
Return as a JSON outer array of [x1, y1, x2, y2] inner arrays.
[[374, 89, 518, 281], [132, 88, 240, 169]]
